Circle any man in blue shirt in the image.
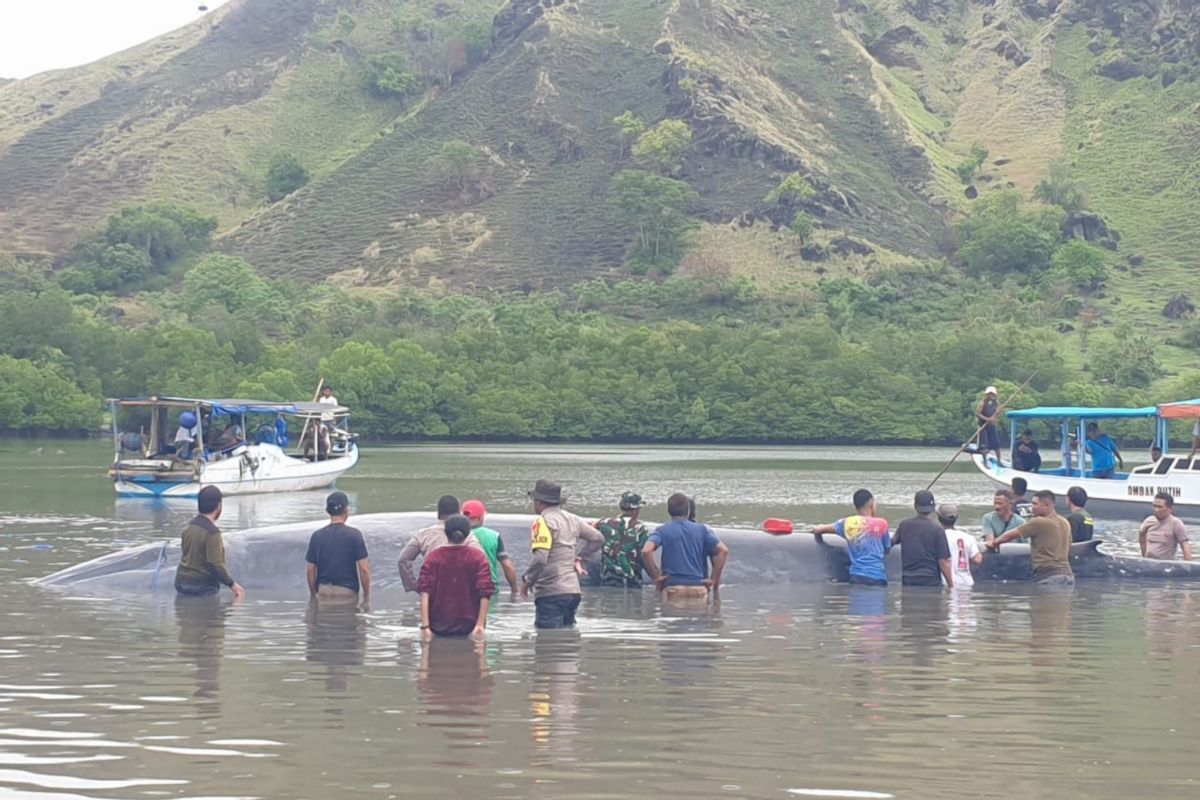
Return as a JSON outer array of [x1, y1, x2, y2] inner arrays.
[[804, 488, 892, 585], [1085, 422, 1123, 479], [642, 493, 729, 601]]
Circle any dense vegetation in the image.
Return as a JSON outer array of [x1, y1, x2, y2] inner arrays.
[[0, 196, 1193, 444]]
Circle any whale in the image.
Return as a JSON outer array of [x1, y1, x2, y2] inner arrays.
[[32, 512, 1200, 596]]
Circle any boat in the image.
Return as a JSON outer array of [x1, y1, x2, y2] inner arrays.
[[107, 396, 359, 497], [971, 399, 1200, 519]]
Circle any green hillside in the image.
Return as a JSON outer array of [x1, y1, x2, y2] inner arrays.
[[0, 0, 1197, 438]]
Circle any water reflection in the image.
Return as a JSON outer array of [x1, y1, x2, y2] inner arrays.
[[417, 637, 495, 753], [529, 632, 583, 768], [304, 600, 367, 694], [173, 595, 230, 717]]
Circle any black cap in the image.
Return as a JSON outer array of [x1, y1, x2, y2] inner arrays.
[[326, 491, 349, 515], [914, 490, 936, 514]]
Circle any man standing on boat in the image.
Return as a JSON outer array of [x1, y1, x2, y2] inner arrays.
[[892, 490, 953, 588], [805, 489, 892, 586], [1065, 487, 1094, 543], [522, 480, 604, 629], [987, 490, 1074, 588], [1084, 422, 1123, 479], [305, 491, 370, 607], [976, 386, 1002, 464], [175, 486, 245, 599], [1139, 493, 1192, 561], [981, 489, 1022, 547], [398, 495, 483, 592]]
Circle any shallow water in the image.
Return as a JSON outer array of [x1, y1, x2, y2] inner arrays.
[[2, 441, 1196, 799]]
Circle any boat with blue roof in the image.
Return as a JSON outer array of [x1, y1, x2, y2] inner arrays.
[[107, 396, 359, 497], [972, 398, 1200, 519]]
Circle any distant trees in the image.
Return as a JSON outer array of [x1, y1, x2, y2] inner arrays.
[[1050, 240, 1108, 290], [266, 153, 310, 202], [428, 140, 482, 193], [954, 143, 989, 184], [610, 169, 698, 272], [612, 111, 646, 159], [1034, 162, 1088, 215], [632, 119, 692, 175], [765, 173, 815, 205], [394, 12, 490, 88], [956, 190, 1064, 278], [362, 53, 420, 99]]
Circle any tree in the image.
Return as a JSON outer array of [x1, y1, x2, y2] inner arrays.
[[766, 174, 816, 205], [428, 140, 481, 192], [362, 53, 420, 99], [1034, 162, 1087, 215], [104, 204, 217, 269], [632, 119, 691, 175], [612, 111, 646, 159], [266, 153, 310, 202], [956, 191, 1064, 278], [1049, 241, 1108, 289], [610, 169, 698, 272], [181, 254, 286, 321], [789, 213, 814, 243], [0, 355, 98, 430], [954, 143, 989, 184], [1090, 328, 1162, 388]]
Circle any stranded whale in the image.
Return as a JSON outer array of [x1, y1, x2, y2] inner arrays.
[[33, 512, 1200, 596]]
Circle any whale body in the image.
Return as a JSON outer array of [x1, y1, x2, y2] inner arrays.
[[33, 512, 1200, 595]]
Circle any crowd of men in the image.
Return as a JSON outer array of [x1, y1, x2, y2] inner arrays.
[[173, 474, 1190, 636]]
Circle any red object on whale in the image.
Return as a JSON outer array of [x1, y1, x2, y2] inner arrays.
[[762, 518, 794, 535]]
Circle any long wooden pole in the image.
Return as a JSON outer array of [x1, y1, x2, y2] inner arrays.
[[926, 372, 1038, 491], [296, 377, 324, 456]]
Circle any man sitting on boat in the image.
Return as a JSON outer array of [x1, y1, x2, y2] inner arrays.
[[1012, 430, 1041, 472], [173, 411, 199, 460]]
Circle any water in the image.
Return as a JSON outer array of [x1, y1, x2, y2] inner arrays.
[[2, 441, 1197, 799]]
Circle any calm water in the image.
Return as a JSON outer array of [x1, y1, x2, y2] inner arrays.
[[2, 441, 1197, 799]]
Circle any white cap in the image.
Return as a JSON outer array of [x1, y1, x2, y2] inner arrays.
[[985, 385, 998, 395]]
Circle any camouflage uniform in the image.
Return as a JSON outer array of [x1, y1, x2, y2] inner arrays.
[[597, 491, 649, 587]]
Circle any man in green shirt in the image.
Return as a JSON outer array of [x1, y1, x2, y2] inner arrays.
[[596, 491, 650, 587], [462, 499, 519, 595], [175, 485, 245, 599]]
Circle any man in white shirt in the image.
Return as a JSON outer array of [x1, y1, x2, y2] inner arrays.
[[173, 411, 199, 459], [318, 386, 339, 426], [938, 502, 982, 588]]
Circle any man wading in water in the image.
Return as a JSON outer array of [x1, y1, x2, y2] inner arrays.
[[305, 491, 370, 608], [596, 491, 650, 587], [522, 480, 604, 629], [892, 490, 953, 588], [642, 492, 729, 602], [804, 488, 892, 586], [988, 489, 1074, 588], [175, 485, 245, 600], [398, 495, 483, 592]]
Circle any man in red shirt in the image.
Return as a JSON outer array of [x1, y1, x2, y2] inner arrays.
[[417, 515, 496, 640]]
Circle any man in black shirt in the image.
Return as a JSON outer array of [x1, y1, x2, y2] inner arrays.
[[892, 490, 953, 587], [306, 491, 371, 608], [1012, 430, 1042, 472], [1066, 485, 1094, 543]]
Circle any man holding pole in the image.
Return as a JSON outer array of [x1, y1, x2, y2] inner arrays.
[[976, 385, 1002, 464]]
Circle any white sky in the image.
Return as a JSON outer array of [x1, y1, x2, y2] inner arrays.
[[0, 0, 233, 79]]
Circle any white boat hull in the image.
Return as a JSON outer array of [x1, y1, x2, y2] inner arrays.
[[113, 443, 359, 498], [972, 452, 1200, 521]]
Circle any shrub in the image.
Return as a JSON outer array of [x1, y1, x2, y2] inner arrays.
[[266, 153, 310, 202]]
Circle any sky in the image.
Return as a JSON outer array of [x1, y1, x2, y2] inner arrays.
[[0, 0, 233, 79]]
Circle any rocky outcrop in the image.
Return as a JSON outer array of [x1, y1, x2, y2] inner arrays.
[[492, 0, 545, 48], [1065, 211, 1120, 250], [867, 25, 927, 68], [994, 35, 1031, 66], [1163, 293, 1195, 319]]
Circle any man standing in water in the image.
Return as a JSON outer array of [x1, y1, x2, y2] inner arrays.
[[305, 491, 370, 607], [1011, 477, 1033, 519], [976, 385, 1002, 464], [462, 499, 519, 595], [981, 489, 1023, 547], [988, 490, 1074, 588], [1139, 493, 1192, 561], [418, 515, 495, 640], [398, 495, 482, 591], [892, 490, 953, 588], [805, 489, 891, 586], [642, 492, 729, 600], [1065, 486, 1094, 543], [522, 480, 604, 629], [175, 486, 245, 599], [596, 491, 651, 587], [938, 503, 982, 588]]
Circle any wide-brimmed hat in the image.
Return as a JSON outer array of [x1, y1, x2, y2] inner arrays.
[[528, 479, 563, 505], [619, 491, 643, 510], [984, 385, 998, 395]]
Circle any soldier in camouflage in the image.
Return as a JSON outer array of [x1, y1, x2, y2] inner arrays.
[[596, 491, 650, 587]]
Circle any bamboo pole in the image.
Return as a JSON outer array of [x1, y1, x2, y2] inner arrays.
[[296, 377, 324, 458]]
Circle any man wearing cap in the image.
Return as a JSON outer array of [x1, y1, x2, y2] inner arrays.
[[305, 491, 370, 607], [892, 490, 954, 588], [175, 485, 245, 599], [398, 495, 483, 592], [523, 479, 604, 629], [976, 385, 1002, 464], [595, 491, 651, 588], [938, 503, 982, 589], [463, 499, 519, 596]]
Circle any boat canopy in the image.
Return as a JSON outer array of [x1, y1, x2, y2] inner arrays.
[[1007, 405, 1158, 420], [1157, 399, 1200, 420], [109, 396, 349, 418]]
